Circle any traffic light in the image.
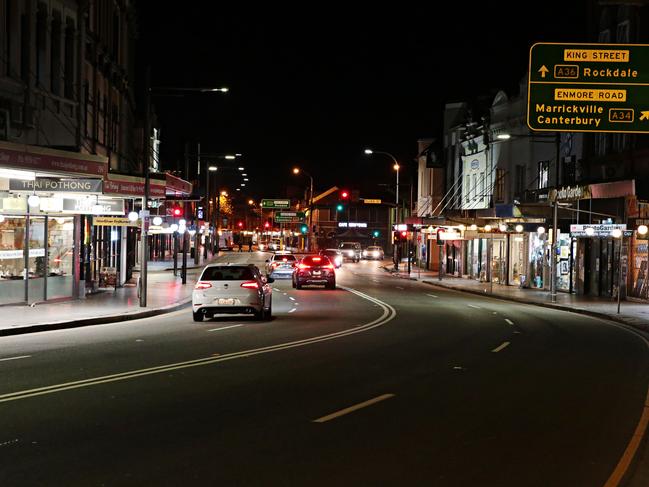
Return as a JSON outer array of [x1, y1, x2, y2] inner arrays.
[[237, 221, 244, 228], [436, 228, 445, 244], [372, 230, 380, 238], [264, 221, 270, 229], [300, 224, 308, 234], [172, 206, 182, 217], [393, 232, 400, 245], [336, 203, 344, 212], [340, 189, 349, 200], [400, 230, 408, 239]]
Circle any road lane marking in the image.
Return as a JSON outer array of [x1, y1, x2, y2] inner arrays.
[[492, 341, 511, 353], [468, 304, 481, 309], [395, 286, 404, 290], [0, 355, 31, 362], [289, 297, 296, 301], [289, 308, 297, 313], [426, 294, 438, 298], [505, 319, 514, 325], [207, 325, 243, 332], [0, 286, 396, 404], [313, 394, 395, 423]]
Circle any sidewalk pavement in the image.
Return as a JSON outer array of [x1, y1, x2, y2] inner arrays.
[[381, 262, 649, 334], [0, 254, 222, 336]]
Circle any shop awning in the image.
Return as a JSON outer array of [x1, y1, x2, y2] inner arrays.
[[165, 172, 192, 197]]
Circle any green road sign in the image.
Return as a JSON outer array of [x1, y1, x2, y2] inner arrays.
[[274, 211, 305, 223], [261, 199, 290, 209], [528, 42, 649, 133]]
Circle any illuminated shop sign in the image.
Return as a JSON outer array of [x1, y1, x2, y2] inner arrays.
[[10, 178, 103, 193]]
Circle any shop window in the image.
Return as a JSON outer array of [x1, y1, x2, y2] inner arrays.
[[0, 216, 27, 304], [538, 160, 549, 189], [494, 168, 505, 203]]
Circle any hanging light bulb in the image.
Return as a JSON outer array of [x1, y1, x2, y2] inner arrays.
[[27, 194, 40, 207], [152, 216, 162, 226], [128, 211, 139, 222], [515, 224, 524, 233]]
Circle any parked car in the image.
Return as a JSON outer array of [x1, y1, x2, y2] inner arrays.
[[192, 264, 273, 321], [292, 255, 336, 289], [363, 245, 385, 260], [265, 253, 298, 278], [338, 242, 362, 262], [319, 248, 343, 268]]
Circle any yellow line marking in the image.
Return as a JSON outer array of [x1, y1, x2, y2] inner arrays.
[[313, 394, 395, 423]]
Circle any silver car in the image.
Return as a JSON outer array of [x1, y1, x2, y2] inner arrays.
[[192, 264, 273, 321], [265, 253, 297, 278], [363, 245, 384, 260]]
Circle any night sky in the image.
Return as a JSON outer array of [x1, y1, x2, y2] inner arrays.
[[136, 3, 590, 200]]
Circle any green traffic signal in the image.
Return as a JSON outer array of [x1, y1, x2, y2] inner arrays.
[[373, 230, 380, 237], [300, 225, 308, 234], [336, 204, 344, 211]]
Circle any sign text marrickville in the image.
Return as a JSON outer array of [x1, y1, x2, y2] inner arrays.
[[528, 42, 649, 133]]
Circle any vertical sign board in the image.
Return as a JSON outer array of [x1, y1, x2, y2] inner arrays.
[[528, 42, 649, 133]]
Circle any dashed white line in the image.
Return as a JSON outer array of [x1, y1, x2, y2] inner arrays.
[[468, 304, 481, 309], [426, 294, 439, 298], [207, 325, 243, 332], [313, 394, 395, 423], [492, 341, 511, 353], [289, 308, 297, 313], [0, 355, 31, 362], [289, 297, 296, 301], [505, 319, 514, 325], [395, 286, 404, 290]]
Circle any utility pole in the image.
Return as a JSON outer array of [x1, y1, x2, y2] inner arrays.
[[550, 132, 560, 303], [139, 67, 151, 307]]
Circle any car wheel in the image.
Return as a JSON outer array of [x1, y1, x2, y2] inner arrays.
[[193, 311, 203, 322], [327, 280, 336, 290], [292, 279, 296, 288], [264, 300, 272, 320], [296, 281, 302, 290]]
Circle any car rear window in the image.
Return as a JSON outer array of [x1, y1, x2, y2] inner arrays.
[[273, 255, 296, 261], [201, 266, 255, 281], [340, 243, 358, 249], [302, 255, 332, 266]]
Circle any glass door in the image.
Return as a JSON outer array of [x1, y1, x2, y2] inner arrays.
[[27, 216, 46, 304], [48, 216, 74, 300]]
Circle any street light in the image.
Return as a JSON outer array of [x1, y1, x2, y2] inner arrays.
[[292, 167, 314, 251], [364, 148, 401, 270]]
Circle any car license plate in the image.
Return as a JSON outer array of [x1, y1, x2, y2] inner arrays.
[[216, 298, 235, 305], [312, 271, 321, 275]]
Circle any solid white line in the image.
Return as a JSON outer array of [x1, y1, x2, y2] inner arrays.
[[395, 286, 404, 290], [505, 319, 514, 325], [313, 394, 395, 423], [492, 341, 511, 353], [0, 355, 31, 362], [426, 294, 438, 298], [468, 304, 481, 309], [289, 308, 297, 313], [207, 325, 242, 332], [0, 286, 396, 404]]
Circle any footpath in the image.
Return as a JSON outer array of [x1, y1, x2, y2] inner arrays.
[[0, 253, 225, 336], [382, 262, 649, 334]]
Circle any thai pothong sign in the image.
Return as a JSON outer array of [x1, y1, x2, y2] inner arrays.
[[0, 140, 107, 177], [10, 178, 103, 194]]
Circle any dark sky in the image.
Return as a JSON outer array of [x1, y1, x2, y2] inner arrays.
[[136, 3, 590, 200]]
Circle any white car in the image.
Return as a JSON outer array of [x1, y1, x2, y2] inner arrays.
[[363, 246, 385, 260], [192, 264, 273, 321]]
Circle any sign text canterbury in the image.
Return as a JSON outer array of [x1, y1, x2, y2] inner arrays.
[[10, 178, 103, 193]]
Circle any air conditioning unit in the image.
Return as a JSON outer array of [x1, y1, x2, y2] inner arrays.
[[600, 164, 624, 180]]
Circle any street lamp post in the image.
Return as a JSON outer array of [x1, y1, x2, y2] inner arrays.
[[365, 149, 401, 270], [292, 167, 314, 251]]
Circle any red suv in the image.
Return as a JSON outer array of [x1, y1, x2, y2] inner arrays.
[[292, 255, 336, 290]]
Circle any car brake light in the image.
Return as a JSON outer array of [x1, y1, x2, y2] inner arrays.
[[324, 264, 334, 269], [195, 281, 212, 290], [298, 264, 311, 270], [312, 257, 321, 262], [240, 281, 259, 289]]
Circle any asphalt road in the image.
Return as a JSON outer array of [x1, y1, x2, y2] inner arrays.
[[0, 253, 648, 486]]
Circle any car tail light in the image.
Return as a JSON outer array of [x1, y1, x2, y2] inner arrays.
[[298, 263, 311, 270], [271, 262, 278, 268], [324, 264, 334, 270], [312, 257, 321, 262], [195, 281, 212, 290], [240, 281, 259, 289]]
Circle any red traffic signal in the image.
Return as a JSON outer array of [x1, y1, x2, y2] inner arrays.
[[340, 190, 349, 199], [172, 206, 182, 217], [237, 221, 244, 228], [400, 231, 408, 238], [264, 221, 270, 229]]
